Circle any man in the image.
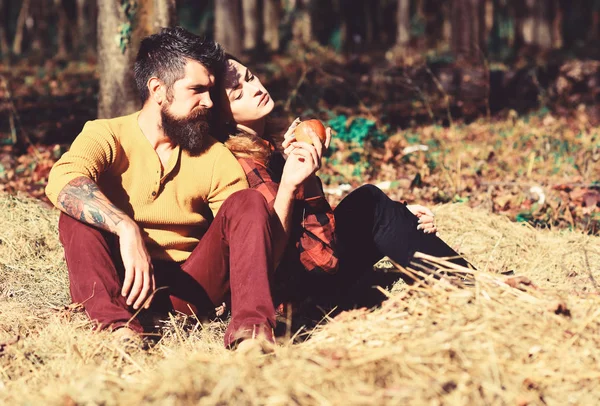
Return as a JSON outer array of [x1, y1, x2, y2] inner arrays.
[[45, 27, 276, 349]]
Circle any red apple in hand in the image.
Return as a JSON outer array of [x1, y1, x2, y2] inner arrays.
[[294, 119, 327, 145]]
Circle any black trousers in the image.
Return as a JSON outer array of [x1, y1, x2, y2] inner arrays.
[[335, 184, 470, 275], [277, 184, 472, 313]]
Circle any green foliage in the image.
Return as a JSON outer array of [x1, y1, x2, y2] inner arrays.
[[117, 0, 138, 54], [323, 114, 390, 179], [410, 14, 426, 37], [329, 28, 343, 53], [326, 115, 387, 148]]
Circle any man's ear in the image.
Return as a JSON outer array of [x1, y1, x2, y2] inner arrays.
[[148, 77, 165, 105]]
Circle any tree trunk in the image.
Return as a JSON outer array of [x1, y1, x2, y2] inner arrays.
[[424, 0, 444, 49], [55, 0, 69, 58], [292, 0, 312, 44], [364, 1, 373, 45], [12, 0, 31, 56], [241, 0, 259, 51], [29, 0, 51, 57], [76, 0, 88, 51], [154, 0, 177, 28], [215, 0, 242, 56], [97, 0, 141, 118], [263, 0, 280, 51], [86, 0, 98, 54], [0, 0, 9, 60], [396, 0, 410, 47], [97, 0, 177, 118], [552, 0, 563, 47], [520, 0, 552, 49], [451, 0, 486, 61]]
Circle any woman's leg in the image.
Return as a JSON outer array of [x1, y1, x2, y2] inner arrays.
[[334, 184, 472, 276]]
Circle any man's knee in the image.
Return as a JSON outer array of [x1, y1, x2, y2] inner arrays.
[[58, 212, 112, 251], [222, 189, 269, 216]]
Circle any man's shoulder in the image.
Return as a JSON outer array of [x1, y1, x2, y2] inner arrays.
[[79, 112, 138, 139]]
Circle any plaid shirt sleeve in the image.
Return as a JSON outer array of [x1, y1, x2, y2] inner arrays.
[[237, 157, 339, 274], [294, 192, 339, 274]]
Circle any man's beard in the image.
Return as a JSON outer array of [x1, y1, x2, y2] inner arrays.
[[160, 104, 210, 154]]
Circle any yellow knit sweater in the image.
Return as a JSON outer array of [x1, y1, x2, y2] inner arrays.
[[46, 112, 248, 262]]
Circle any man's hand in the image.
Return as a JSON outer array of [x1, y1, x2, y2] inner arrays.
[[117, 220, 156, 310], [57, 176, 157, 310], [407, 204, 438, 234]]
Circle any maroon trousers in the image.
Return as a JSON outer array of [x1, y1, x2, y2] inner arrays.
[[58, 189, 276, 348]]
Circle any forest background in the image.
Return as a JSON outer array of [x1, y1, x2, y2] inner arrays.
[[0, 0, 598, 234], [0, 2, 599, 404]]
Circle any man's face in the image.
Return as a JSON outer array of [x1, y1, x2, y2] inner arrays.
[[160, 60, 215, 153]]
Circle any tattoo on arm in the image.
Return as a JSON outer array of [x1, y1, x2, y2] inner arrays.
[[57, 177, 126, 233]]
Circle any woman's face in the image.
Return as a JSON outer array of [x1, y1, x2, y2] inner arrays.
[[223, 59, 275, 127]]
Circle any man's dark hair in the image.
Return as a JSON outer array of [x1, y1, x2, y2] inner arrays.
[[134, 26, 226, 104]]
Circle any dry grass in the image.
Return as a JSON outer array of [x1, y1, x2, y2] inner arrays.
[[1, 192, 599, 405]]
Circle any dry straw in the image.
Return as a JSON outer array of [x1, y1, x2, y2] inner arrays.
[[1, 193, 599, 405]]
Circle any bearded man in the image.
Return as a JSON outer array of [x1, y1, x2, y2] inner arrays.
[[45, 27, 277, 349]]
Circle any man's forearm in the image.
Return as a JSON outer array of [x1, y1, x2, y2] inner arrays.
[[56, 176, 132, 234]]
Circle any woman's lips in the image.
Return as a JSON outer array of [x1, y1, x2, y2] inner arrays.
[[258, 93, 270, 107]]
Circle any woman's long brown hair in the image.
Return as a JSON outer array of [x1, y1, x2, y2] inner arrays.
[[210, 54, 287, 166]]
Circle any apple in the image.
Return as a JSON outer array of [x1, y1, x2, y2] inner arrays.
[[294, 119, 327, 145]]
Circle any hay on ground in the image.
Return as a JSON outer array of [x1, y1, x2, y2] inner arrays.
[[0, 192, 599, 405]]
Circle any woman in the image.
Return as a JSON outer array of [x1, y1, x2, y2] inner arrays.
[[212, 56, 472, 318]]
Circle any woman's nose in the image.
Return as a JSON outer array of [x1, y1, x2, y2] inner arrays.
[[247, 82, 262, 96]]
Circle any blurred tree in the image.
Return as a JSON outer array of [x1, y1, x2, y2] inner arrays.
[[451, 0, 486, 61], [424, 0, 445, 49], [30, 1, 51, 57], [12, 0, 30, 56], [155, 0, 177, 27], [263, 0, 281, 51], [396, 0, 410, 48], [74, 0, 98, 55], [514, 0, 554, 50], [242, 0, 259, 51], [490, 0, 512, 58], [0, 0, 9, 60], [590, 0, 600, 42], [291, 0, 312, 44], [215, 0, 242, 56], [55, 0, 69, 59], [561, 0, 591, 51], [76, 0, 88, 51], [97, 0, 177, 118]]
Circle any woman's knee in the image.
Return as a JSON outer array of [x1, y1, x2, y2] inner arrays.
[[351, 184, 388, 202]]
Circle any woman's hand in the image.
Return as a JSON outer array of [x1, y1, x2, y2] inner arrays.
[[407, 204, 438, 234], [279, 141, 322, 192], [282, 117, 302, 147], [279, 120, 333, 195]]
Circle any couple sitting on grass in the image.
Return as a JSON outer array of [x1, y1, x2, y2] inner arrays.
[[45, 27, 471, 351]]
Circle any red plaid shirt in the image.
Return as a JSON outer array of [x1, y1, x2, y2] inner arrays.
[[237, 157, 339, 274]]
